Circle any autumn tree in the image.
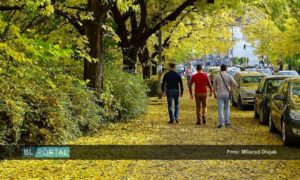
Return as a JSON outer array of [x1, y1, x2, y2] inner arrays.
[[242, 0, 300, 69], [0, 0, 123, 94], [110, 0, 216, 74]]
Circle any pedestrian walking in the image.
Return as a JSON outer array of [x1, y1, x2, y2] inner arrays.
[[184, 64, 193, 89], [213, 64, 237, 128], [189, 64, 213, 125], [162, 63, 184, 124]]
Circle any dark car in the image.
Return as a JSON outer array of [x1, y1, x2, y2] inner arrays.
[[254, 76, 290, 124], [269, 78, 300, 145]]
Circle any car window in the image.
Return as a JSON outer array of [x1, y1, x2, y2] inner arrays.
[[258, 79, 265, 93], [279, 82, 289, 97], [241, 76, 263, 84], [265, 79, 285, 93], [277, 82, 286, 94], [258, 69, 272, 75], [290, 82, 300, 96]]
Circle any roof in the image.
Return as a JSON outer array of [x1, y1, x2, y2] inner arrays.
[[236, 71, 266, 76], [263, 75, 292, 80], [287, 77, 300, 83], [279, 70, 298, 72]]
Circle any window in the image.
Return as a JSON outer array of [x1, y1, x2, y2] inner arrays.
[[290, 82, 300, 96], [277, 82, 286, 94], [265, 79, 285, 94], [258, 79, 265, 93], [241, 76, 264, 84]]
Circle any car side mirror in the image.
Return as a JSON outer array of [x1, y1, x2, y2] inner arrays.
[[255, 90, 262, 94], [273, 94, 284, 101]]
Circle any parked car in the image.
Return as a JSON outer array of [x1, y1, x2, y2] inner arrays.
[[207, 66, 219, 74], [254, 76, 290, 124], [232, 72, 267, 110], [228, 67, 241, 77], [244, 68, 257, 72], [208, 69, 220, 86], [256, 69, 273, 76], [277, 70, 299, 76], [269, 78, 300, 145]]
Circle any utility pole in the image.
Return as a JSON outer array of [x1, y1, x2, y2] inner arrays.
[[157, 30, 163, 99]]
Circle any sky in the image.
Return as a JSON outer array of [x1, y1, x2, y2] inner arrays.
[[232, 26, 259, 66]]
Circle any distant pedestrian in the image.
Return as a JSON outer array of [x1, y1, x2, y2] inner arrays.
[[184, 64, 193, 88], [213, 64, 237, 128], [162, 63, 184, 124], [189, 64, 213, 125]]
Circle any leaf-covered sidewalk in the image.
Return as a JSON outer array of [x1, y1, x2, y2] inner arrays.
[[1, 91, 300, 179]]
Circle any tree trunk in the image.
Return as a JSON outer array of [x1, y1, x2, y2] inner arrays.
[[142, 66, 151, 79], [152, 61, 157, 75], [84, 25, 104, 94], [121, 45, 138, 73], [83, 0, 108, 94], [157, 30, 163, 99], [138, 45, 151, 79]]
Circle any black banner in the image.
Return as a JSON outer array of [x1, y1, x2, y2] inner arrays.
[[1, 145, 300, 160]]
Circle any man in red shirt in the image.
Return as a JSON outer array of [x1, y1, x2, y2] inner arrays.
[[189, 64, 213, 125]]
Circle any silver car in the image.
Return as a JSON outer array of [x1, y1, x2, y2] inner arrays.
[[232, 72, 267, 110]]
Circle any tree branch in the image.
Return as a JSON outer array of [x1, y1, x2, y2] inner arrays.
[[136, 0, 147, 39], [144, 0, 197, 40], [0, 5, 22, 11], [0, 11, 16, 41], [110, 3, 129, 45], [21, 16, 42, 34], [150, 0, 170, 24], [54, 9, 84, 35]]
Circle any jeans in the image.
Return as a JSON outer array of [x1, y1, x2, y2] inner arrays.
[[217, 95, 230, 125], [166, 89, 179, 121]]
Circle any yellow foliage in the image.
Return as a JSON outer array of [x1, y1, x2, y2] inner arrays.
[[1, 81, 299, 178]]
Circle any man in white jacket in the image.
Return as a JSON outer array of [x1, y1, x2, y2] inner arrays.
[[213, 65, 237, 128]]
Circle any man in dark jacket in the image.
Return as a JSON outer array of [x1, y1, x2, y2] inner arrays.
[[162, 63, 184, 124]]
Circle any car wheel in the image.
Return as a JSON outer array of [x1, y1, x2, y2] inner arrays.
[[268, 112, 276, 132], [282, 121, 293, 146], [259, 107, 267, 125], [254, 105, 259, 118], [237, 96, 244, 110], [232, 96, 237, 107]]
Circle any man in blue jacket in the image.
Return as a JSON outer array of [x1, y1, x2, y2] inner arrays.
[[162, 63, 184, 124]]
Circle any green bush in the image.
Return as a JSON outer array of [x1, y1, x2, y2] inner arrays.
[[0, 56, 104, 145], [0, 37, 148, 145], [104, 64, 148, 120], [145, 77, 159, 97]]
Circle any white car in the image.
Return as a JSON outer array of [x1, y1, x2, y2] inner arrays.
[[277, 70, 299, 76]]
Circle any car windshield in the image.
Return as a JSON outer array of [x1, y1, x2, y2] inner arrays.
[[279, 71, 299, 76], [257, 69, 272, 75], [265, 79, 285, 93], [245, 69, 256, 72], [241, 76, 263, 84]]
